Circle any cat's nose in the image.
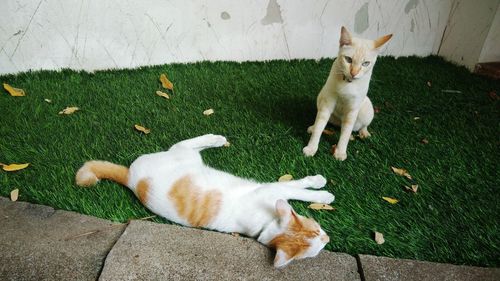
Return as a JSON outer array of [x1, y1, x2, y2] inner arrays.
[[350, 66, 360, 78], [320, 234, 330, 243]]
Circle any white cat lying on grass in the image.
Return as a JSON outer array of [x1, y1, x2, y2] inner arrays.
[[304, 26, 392, 161], [76, 134, 334, 267]]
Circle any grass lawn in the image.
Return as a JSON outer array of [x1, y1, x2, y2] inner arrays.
[[0, 56, 499, 267]]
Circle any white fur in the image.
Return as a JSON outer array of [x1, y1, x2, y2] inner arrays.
[[120, 134, 333, 266], [303, 27, 391, 161]]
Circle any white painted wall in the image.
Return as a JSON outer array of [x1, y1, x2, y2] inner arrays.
[[0, 0, 469, 74], [438, 0, 500, 70], [479, 3, 500, 63]]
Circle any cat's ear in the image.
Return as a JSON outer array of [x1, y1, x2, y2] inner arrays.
[[275, 199, 292, 224], [340, 26, 352, 47], [274, 249, 294, 268], [374, 34, 393, 49]]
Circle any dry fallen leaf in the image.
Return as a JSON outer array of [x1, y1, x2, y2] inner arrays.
[[413, 117, 421, 120], [322, 129, 335, 136], [156, 90, 170, 99], [3, 83, 26, 96], [405, 184, 419, 193], [308, 203, 335, 210], [10, 189, 19, 201], [488, 91, 498, 101], [391, 166, 412, 180], [278, 174, 293, 182], [420, 138, 429, 144], [44, 98, 52, 103], [2, 163, 30, 172], [330, 144, 337, 155], [134, 124, 151, 134], [382, 197, 399, 204], [159, 74, 174, 90], [374, 231, 385, 244], [426, 81, 432, 87], [374, 106, 381, 113], [203, 108, 214, 116], [59, 106, 79, 115]]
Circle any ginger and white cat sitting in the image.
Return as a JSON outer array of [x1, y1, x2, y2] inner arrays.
[[76, 134, 334, 268], [303, 27, 392, 161]]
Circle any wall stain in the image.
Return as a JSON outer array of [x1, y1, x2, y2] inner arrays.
[[354, 2, 369, 34], [405, 0, 419, 14], [221, 11, 230, 20], [261, 0, 283, 25], [410, 18, 415, 32]]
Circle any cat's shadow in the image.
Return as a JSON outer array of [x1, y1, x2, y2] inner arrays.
[[241, 93, 319, 141]]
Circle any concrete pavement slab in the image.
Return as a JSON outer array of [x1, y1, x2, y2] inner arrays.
[[99, 220, 360, 281], [0, 197, 126, 281], [358, 254, 500, 281]]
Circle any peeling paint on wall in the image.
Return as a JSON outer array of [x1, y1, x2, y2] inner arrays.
[[354, 2, 369, 34], [405, 0, 419, 14], [261, 0, 283, 25], [221, 11, 231, 20]]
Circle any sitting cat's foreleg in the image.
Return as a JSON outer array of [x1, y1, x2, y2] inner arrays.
[[303, 107, 333, 157], [170, 134, 227, 151], [333, 110, 359, 161]]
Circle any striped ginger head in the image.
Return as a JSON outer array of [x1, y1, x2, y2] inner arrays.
[[270, 200, 330, 268]]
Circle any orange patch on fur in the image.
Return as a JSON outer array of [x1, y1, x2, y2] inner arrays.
[[136, 179, 150, 204], [168, 175, 222, 228], [270, 212, 320, 259]]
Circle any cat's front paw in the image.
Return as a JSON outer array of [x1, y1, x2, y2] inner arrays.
[[307, 175, 327, 189], [314, 191, 335, 204], [303, 145, 318, 157], [359, 129, 371, 139], [333, 150, 347, 161]]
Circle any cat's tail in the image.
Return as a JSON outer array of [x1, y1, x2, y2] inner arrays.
[[76, 160, 129, 187]]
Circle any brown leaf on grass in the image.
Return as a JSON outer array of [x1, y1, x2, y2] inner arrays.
[[374, 106, 381, 113], [203, 108, 214, 116], [426, 81, 432, 87], [382, 197, 399, 204], [10, 189, 19, 201], [391, 166, 412, 180], [3, 83, 26, 96], [374, 231, 385, 244], [308, 203, 335, 210], [2, 163, 30, 172], [58, 107, 79, 115], [134, 124, 150, 134], [159, 74, 174, 90], [278, 174, 293, 182], [330, 144, 337, 155], [420, 138, 429, 144], [156, 90, 170, 99], [322, 129, 335, 136], [405, 184, 419, 193]]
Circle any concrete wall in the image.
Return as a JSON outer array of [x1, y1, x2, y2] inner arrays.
[[437, 0, 500, 70], [0, 0, 454, 74], [479, 3, 500, 63]]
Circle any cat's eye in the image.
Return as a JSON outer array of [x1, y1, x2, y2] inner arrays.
[[344, 56, 352, 63], [362, 61, 370, 67]]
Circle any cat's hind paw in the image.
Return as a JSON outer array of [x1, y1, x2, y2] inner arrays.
[[307, 175, 327, 189], [205, 134, 228, 147]]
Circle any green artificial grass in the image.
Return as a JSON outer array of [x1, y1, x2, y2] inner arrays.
[[0, 56, 499, 267]]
